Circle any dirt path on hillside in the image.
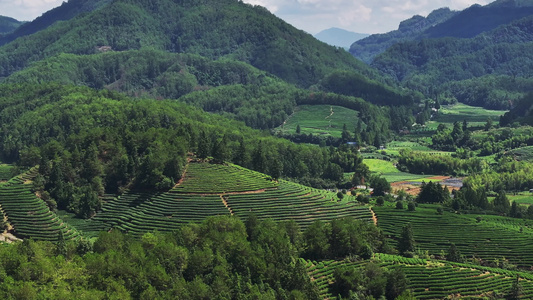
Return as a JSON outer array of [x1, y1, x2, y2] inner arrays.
[[369, 207, 377, 226], [325, 106, 334, 119], [220, 195, 234, 215], [325, 106, 334, 129], [173, 160, 192, 188]]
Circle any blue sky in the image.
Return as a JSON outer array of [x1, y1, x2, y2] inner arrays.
[[1, 0, 492, 34]]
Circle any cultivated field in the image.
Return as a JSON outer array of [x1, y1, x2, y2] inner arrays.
[[276, 105, 360, 138]]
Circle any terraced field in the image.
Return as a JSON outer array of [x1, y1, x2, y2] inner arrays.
[[225, 180, 371, 228], [174, 162, 277, 193], [76, 162, 372, 235], [275, 105, 360, 138], [307, 253, 533, 299], [0, 168, 81, 241], [374, 205, 533, 268]]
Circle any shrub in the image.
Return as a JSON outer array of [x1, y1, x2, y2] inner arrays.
[[396, 201, 404, 210], [407, 202, 416, 211]]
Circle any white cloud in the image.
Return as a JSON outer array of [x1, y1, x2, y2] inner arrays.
[[0, 0, 64, 21]]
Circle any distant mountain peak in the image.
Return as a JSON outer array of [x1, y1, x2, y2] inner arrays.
[[314, 27, 369, 49]]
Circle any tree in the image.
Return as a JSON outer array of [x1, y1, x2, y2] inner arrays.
[[352, 163, 370, 186], [386, 268, 409, 300], [417, 181, 450, 203], [56, 230, 67, 257], [507, 275, 522, 300], [509, 201, 521, 218], [77, 187, 101, 219], [296, 124, 301, 134], [396, 201, 404, 209], [407, 202, 416, 211], [303, 221, 330, 260], [493, 190, 511, 215], [462, 119, 468, 132], [371, 176, 391, 197], [446, 243, 463, 262], [197, 130, 211, 159], [398, 223, 415, 256], [332, 266, 362, 298], [212, 135, 230, 163], [484, 118, 494, 131]]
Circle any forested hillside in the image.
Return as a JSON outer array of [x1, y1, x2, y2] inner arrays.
[[5, 49, 417, 129]]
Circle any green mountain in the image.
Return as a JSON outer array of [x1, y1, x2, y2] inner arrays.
[[372, 14, 533, 109], [0, 16, 24, 35], [0, 0, 379, 89]]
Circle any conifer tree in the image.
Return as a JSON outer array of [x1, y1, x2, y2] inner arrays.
[[398, 223, 415, 256], [446, 243, 463, 262]]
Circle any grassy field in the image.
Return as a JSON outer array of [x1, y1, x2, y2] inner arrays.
[[364, 159, 398, 174], [275, 105, 359, 138], [364, 158, 437, 183], [505, 145, 533, 162]]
